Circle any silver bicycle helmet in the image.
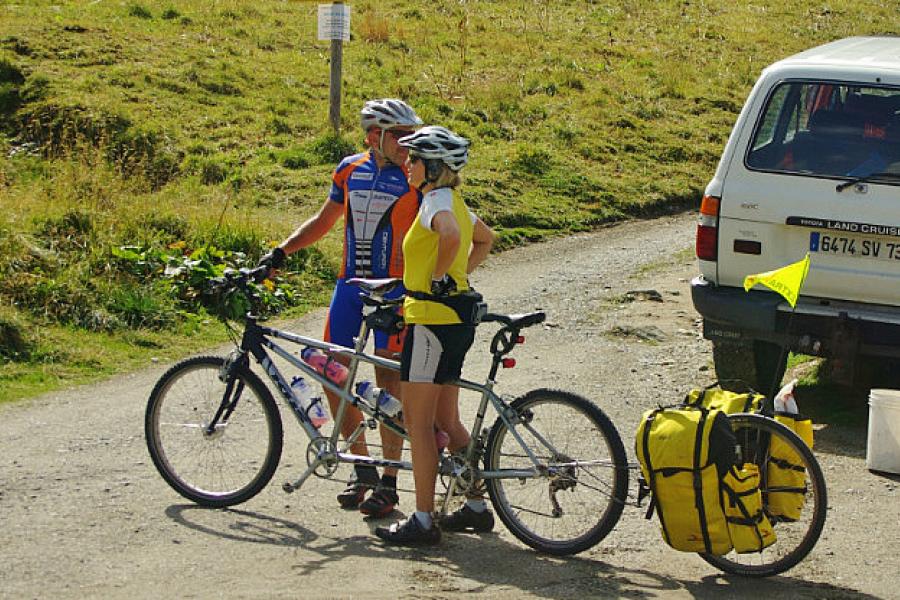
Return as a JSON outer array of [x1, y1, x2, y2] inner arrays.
[[360, 98, 423, 131], [397, 126, 470, 171]]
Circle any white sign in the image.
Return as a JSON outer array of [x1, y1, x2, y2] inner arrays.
[[318, 4, 351, 41]]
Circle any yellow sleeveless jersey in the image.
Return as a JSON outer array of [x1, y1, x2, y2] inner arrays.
[[402, 188, 474, 325]]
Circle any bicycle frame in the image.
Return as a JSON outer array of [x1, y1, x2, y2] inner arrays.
[[220, 297, 564, 499]]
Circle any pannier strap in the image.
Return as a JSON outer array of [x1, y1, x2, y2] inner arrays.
[[769, 457, 806, 472], [692, 408, 713, 554]]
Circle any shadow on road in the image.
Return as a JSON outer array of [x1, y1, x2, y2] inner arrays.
[[165, 504, 877, 599], [166, 504, 319, 546]]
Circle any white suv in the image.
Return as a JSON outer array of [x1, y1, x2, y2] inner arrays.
[[691, 36, 900, 394]]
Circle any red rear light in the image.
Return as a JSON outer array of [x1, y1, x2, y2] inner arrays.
[[502, 358, 516, 368], [696, 225, 718, 260], [696, 195, 720, 261]]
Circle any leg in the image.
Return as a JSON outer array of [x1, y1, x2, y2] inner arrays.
[[373, 378, 442, 545], [322, 279, 370, 457], [357, 357, 405, 518], [401, 381, 441, 513], [323, 280, 378, 508], [435, 384, 495, 534], [434, 385, 470, 452], [374, 356, 403, 477], [375, 324, 450, 545], [322, 353, 369, 455]]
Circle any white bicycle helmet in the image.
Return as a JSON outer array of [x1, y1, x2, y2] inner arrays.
[[360, 98, 423, 131], [397, 126, 470, 171]]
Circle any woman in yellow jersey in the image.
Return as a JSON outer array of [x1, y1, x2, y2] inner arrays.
[[375, 126, 494, 546]]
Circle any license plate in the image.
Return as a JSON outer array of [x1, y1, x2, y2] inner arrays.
[[809, 231, 900, 261]]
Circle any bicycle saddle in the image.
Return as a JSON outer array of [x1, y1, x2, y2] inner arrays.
[[483, 311, 546, 329], [346, 277, 403, 296]]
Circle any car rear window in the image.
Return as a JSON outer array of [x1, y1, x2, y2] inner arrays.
[[746, 81, 900, 182]]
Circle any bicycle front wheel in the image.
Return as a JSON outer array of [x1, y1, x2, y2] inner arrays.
[[145, 355, 283, 507], [701, 412, 827, 577], [484, 389, 628, 555]]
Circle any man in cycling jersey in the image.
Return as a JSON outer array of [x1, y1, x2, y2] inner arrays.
[[258, 99, 422, 518]]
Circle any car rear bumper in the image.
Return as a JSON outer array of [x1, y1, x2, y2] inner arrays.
[[690, 276, 783, 339], [691, 275, 900, 358]]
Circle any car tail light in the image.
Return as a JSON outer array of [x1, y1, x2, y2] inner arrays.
[[696, 195, 720, 261]]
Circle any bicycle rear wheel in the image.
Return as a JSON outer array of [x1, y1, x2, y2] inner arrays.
[[145, 355, 283, 507], [700, 412, 827, 577], [483, 389, 628, 555]]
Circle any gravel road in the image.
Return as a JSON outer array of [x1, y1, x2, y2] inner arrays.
[[2, 211, 898, 599]]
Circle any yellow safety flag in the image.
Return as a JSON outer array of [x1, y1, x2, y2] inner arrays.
[[743, 253, 811, 308]]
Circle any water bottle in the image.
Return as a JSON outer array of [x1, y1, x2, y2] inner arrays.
[[300, 347, 348, 385], [356, 380, 403, 418], [291, 376, 330, 428]]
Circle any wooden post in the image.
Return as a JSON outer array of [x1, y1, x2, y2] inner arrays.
[[328, 1, 344, 135]]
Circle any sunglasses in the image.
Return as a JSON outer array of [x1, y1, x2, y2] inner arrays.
[[408, 154, 421, 164], [382, 129, 412, 141]]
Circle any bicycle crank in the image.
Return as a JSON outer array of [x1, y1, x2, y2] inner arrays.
[[307, 438, 339, 477]]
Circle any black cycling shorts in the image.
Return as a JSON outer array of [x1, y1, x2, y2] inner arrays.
[[400, 323, 475, 384]]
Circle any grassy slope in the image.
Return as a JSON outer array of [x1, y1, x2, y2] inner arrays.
[[0, 0, 895, 401]]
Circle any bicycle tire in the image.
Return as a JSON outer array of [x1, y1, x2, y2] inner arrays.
[[145, 355, 283, 507], [700, 412, 827, 577], [483, 389, 628, 556]]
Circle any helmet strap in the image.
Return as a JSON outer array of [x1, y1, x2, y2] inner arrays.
[[373, 129, 401, 166]]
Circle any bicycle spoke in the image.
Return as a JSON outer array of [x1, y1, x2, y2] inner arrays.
[[484, 389, 628, 555], [146, 356, 283, 507]]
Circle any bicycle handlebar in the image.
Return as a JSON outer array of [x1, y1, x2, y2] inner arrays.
[[209, 266, 270, 292], [205, 267, 273, 321]]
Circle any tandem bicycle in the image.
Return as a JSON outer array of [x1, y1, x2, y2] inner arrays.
[[145, 267, 825, 575]]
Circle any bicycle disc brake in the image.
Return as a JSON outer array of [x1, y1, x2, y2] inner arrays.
[[306, 438, 339, 478]]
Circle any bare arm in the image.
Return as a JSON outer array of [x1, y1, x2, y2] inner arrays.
[[467, 216, 494, 274], [430, 211, 461, 280], [279, 199, 343, 255]]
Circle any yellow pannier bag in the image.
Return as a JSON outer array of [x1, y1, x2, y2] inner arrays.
[[685, 387, 764, 414], [721, 463, 777, 553], [767, 412, 814, 521], [636, 406, 735, 555]]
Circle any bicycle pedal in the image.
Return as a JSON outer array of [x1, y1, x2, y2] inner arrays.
[[365, 418, 378, 430], [282, 482, 296, 494]]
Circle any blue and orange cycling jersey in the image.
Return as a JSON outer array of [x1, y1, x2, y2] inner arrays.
[[329, 151, 421, 279], [323, 150, 418, 351]]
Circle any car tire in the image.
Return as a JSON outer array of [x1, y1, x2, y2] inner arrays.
[[712, 339, 788, 396]]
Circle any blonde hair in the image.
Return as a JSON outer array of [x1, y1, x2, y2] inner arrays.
[[432, 164, 462, 189]]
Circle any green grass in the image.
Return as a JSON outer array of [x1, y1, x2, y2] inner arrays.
[[0, 0, 895, 401]]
